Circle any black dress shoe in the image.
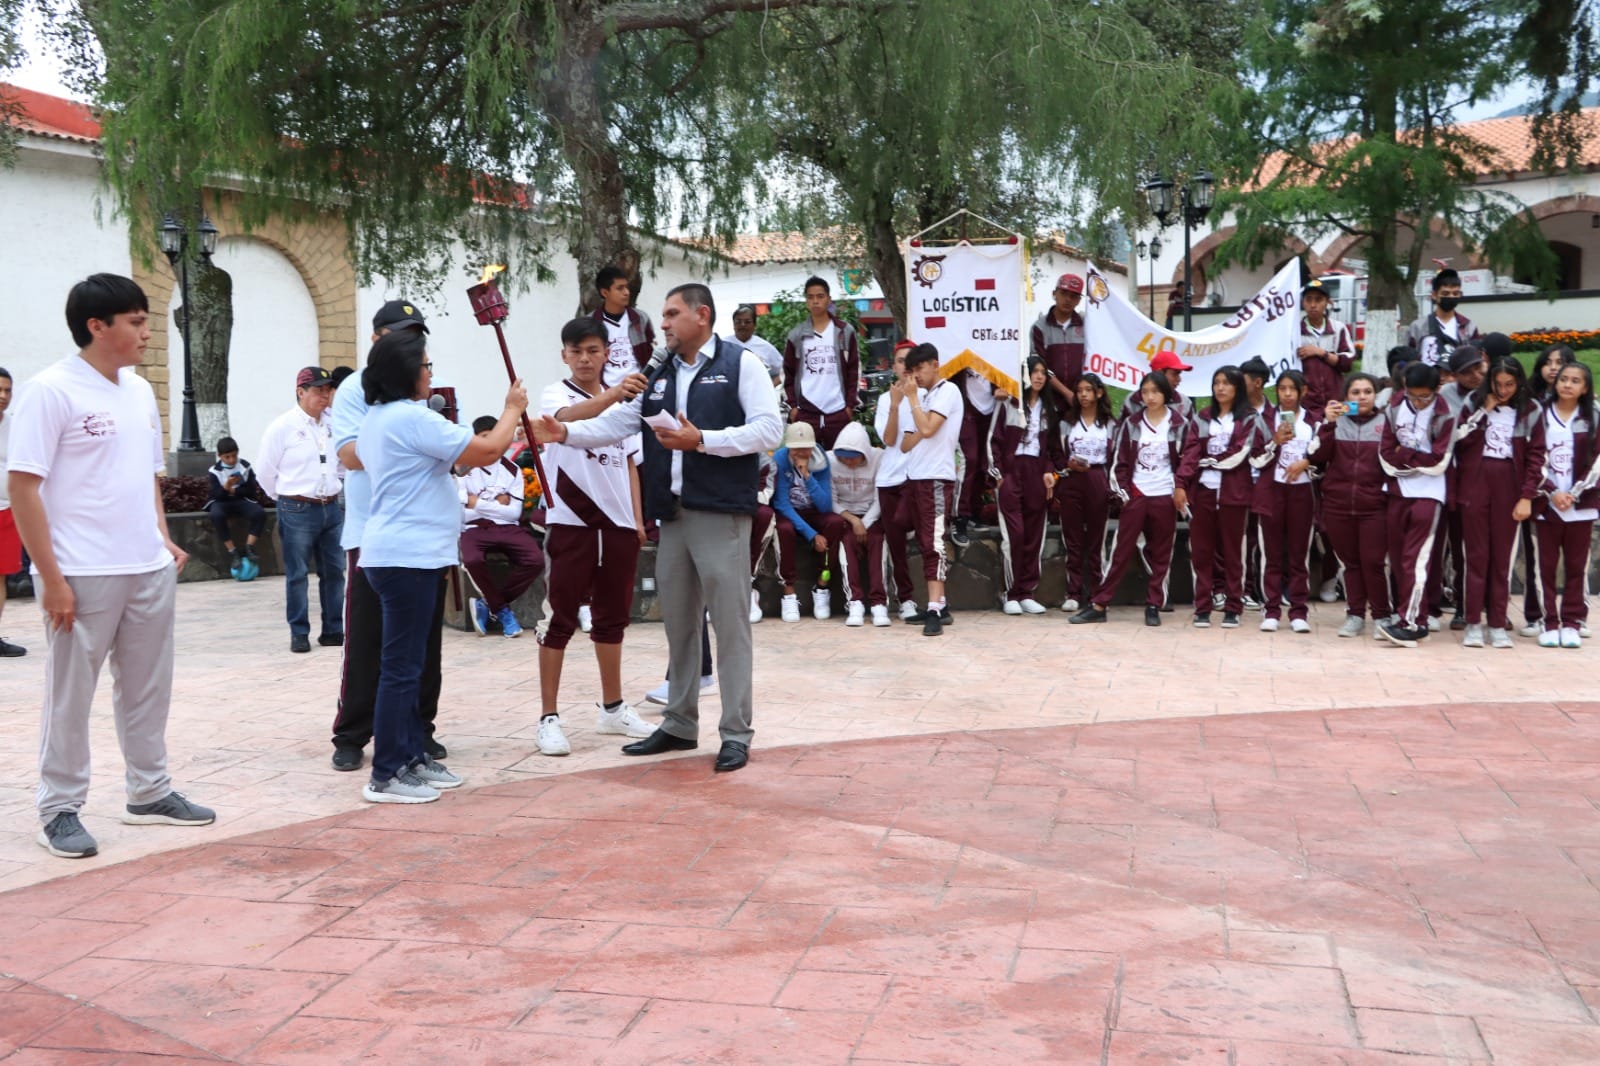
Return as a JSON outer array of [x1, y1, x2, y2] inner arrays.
[[1144, 606, 1162, 627], [714, 741, 749, 772], [319, 632, 345, 647], [622, 728, 698, 756], [1069, 606, 1106, 624], [331, 748, 363, 772], [425, 738, 448, 760], [290, 634, 311, 653]]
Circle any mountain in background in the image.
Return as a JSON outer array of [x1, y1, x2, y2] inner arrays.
[[1495, 91, 1600, 117]]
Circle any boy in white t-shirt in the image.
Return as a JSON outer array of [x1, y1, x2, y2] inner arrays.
[[898, 343, 964, 636], [6, 274, 215, 860]]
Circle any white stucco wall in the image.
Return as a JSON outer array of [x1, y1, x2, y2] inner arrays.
[[0, 138, 132, 388]]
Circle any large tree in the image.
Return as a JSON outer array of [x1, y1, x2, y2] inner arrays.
[[1214, 0, 1595, 370]]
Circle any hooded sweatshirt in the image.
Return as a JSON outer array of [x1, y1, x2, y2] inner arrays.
[[773, 442, 834, 541], [828, 421, 882, 525]]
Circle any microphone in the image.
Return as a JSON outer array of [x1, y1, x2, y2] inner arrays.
[[428, 394, 447, 413], [643, 347, 671, 376]]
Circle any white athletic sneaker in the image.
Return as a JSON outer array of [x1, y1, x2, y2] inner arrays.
[[1020, 598, 1047, 614], [870, 604, 891, 627], [900, 599, 920, 621], [1489, 627, 1514, 649], [781, 594, 801, 622], [1259, 618, 1279, 632], [1561, 627, 1582, 649], [749, 589, 763, 624], [1461, 623, 1485, 648], [1539, 629, 1560, 648], [1520, 623, 1543, 638], [1583, 622, 1593, 639], [1290, 618, 1312, 634], [845, 600, 866, 627], [812, 588, 832, 620], [1002, 599, 1023, 615], [1242, 595, 1262, 612], [596, 701, 653, 738], [578, 605, 593, 633], [537, 715, 571, 756], [1426, 616, 1442, 633], [644, 679, 670, 705], [1318, 575, 1342, 603], [1061, 598, 1080, 613], [698, 673, 717, 695], [1337, 616, 1364, 639], [1212, 592, 1226, 611], [1375, 615, 1396, 641]]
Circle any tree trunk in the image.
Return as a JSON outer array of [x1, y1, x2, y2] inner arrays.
[[542, 30, 633, 315], [1360, 73, 1404, 376], [188, 259, 234, 447], [867, 214, 907, 333]]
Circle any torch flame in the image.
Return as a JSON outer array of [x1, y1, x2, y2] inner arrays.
[[479, 263, 506, 286]]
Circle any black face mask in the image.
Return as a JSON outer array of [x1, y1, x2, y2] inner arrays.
[[1436, 296, 1461, 312]]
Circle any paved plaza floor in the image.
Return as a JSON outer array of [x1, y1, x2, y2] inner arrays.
[[1, 577, 1598, 1062]]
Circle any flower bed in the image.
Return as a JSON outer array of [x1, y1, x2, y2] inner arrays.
[[1509, 329, 1600, 352]]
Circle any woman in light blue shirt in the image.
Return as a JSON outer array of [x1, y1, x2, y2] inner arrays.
[[355, 329, 526, 803]]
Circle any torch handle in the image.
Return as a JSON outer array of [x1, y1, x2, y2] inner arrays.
[[490, 322, 552, 506]]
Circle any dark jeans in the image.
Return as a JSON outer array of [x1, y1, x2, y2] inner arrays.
[[362, 565, 442, 783], [275, 498, 345, 638], [333, 548, 443, 752], [206, 498, 267, 541]]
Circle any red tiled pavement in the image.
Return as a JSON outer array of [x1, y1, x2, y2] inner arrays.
[[2, 701, 1599, 1063]]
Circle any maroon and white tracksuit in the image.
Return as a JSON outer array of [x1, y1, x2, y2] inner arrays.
[[957, 371, 996, 523], [1251, 407, 1321, 622], [1059, 416, 1114, 604], [1093, 409, 1199, 610], [1188, 407, 1260, 615], [1454, 400, 1546, 629], [829, 424, 886, 607], [1297, 316, 1355, 413], [1380, 394, 1459, 628], [1031, 309, 1086, 391], [1310, 411, 1390, 622], [1533, 401, 1600, 630], [751, 454, 777, 576], [873, 386, 915, 605], [991, 394, 1063, 601]]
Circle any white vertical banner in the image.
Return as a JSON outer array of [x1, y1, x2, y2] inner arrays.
[[903, 240, 1026, 397], [1080, 260, 1303, 396]]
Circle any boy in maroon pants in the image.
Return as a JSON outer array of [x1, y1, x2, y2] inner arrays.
[[900, 344, 965, 636], [459, 416, 545, 638], [1377, 362, 1458, 647], [533, 318, 652, 756]]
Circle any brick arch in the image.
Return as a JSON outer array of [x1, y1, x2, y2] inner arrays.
[[1526, 193, 1600, 222], [1320, 217, 1477, 273], [1173, 226, 1318, 300], [133, 191, 357, 450]]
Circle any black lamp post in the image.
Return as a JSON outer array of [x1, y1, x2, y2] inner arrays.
[[1143, 170, 1214, 331], [1135, 235, 1164, 319], [159, 211, 219, 454]]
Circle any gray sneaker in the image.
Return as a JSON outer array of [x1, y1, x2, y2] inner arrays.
[[411, 758, 463, 790], [1462, 623, 1485, 648], [123, 791, 216, 826], [1337, 616, 1364, 639], [38, 812, 98, 858], [363, 770, 440, 804], [1489, 627, 1514, 649]]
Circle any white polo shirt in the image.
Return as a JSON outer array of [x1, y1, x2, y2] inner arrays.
[[5, 354, 169, 576], [541, 380, 641, 530], [904, 379, 964, 482]]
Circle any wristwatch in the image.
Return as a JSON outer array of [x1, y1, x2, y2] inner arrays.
[[695, 431, 707, 453]]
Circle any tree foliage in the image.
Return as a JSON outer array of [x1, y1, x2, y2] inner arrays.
[[1214, 0, 1593, 330]]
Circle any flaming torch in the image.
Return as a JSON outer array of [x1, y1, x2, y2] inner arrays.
[[467, 263, 549, 508]]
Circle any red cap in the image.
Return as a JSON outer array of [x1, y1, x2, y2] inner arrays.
[[892, 339, 916, 352], [1055, 273, 1085, 294], [1150, 351, 1192, 372]]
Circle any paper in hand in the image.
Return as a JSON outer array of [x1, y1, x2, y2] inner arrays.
[[643, 410, 682, 433]]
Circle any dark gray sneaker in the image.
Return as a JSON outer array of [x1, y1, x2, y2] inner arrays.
[[38, 812, 98, 858], [123, 791, 216, 826]]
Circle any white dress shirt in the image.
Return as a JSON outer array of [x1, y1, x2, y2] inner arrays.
[[257, 404, 343, 500], [563, 335, 784, 495]]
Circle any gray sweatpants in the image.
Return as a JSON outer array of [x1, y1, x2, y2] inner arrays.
[[37, 564, 177, 822], [657, 510, 755, 746]]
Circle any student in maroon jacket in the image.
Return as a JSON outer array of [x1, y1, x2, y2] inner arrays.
[[1520, 344, 1578, 634], [1070, 372, 1198, 627], [1030, 273, 1086, 403], [1051, 373, 1115, 612], [1532, 362, 1600, 648], [991, 357, 1063, 614], [1309, 374, 1390, 638], [1453, 357, 1545, 649], [1251, 370, 1321, 632], [782, 277, 860, 449], [591, 266, 656, 389], [1238, 357, 1277, 610], [1295, 279, 1355, 412], [1188, 366, 1257, 628], [1377, 362, 1459, 647]]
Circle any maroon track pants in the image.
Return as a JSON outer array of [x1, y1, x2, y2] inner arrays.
[[908, 479, 955, 583], [751, 505, 775, 572], [1058, 468, 1110, 603], [538, 524, 639, 650], [840, 517, 887, 606], [1387, 496, 1443, 628], [1322, 509, 1391, 622], [1094, 493, 1176, 610], [1188, 484, 1248, 615], [874, 484, 915, 605], [776, 507, 850, 589], [1535, 517, 1594, 630], [1461, 460, 1521, 629], [794, 408, 852, 450], [958, 395, 987, 521], [1258, 482, 1316, 621], [459, 523, 545, 614], [997, 454, 1051, 599]]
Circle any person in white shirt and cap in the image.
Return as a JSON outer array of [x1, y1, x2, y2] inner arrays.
[[257, 365, 346, 653]]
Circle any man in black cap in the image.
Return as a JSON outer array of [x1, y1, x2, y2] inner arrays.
[[256, 365, 345, 652], [1296, 279, 1354, 412], [325, 300, 448, 770]]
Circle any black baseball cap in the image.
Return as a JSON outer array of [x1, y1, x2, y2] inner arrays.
[[1302, 279, 1331, 298], [373, 299, 429, 334], [296, 366, 333, 388]]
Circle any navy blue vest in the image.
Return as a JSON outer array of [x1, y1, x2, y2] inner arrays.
[[639, 337, 759, 521]]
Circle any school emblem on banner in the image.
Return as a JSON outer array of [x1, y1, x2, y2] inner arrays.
[[902, 241, 1024, 398]]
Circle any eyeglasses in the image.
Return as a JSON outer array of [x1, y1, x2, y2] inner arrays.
[[420, 362, 433, 371]]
